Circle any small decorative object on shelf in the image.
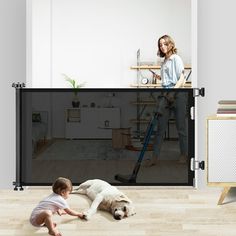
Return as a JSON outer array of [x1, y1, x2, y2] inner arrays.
[[141, 78, 149, 84], [90, 102, 95, 108], [104, 92, 116, 108], [104, 120, 110, 127]]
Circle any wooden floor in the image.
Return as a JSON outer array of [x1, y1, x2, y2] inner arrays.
[[1, 187, 236, 236]]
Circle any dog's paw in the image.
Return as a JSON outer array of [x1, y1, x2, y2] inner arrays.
[[82, 212, 91, 221]]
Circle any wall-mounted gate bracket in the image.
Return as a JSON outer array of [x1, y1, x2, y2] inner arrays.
[[193, 87, 205, 97], [190, 158, 205, 171], [12, 82, 25, 89]]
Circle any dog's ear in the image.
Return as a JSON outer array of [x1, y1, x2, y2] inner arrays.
[[116, 194, 131, 203]]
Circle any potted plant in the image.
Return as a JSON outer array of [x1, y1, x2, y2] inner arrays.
[[63, 74, 85, 108]]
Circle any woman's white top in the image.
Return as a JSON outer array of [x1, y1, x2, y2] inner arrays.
[[160, 54, 184, 88]]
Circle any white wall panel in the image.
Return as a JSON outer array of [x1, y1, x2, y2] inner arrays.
[[28, 0, 191, 88], [27, 0, 51, 87], [0, 0, 26, 188], [198, 0, 236, 188]]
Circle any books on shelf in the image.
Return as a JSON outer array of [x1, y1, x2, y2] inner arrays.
[[217, 100, 236, 116], [218, 100, 236, 104]]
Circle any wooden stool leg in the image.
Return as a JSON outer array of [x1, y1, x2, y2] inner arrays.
[[217, 187, 231, 205]]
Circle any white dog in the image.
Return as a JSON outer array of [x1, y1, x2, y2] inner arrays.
[[72, 179, 135, 220]]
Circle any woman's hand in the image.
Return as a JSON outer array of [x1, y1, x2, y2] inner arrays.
[[149, 69, 161, 81], [174, 73, 185, 88], [153, 74, 161, 81]]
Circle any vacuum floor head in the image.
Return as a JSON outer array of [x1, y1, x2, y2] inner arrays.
[[114, 174, 136, 183]]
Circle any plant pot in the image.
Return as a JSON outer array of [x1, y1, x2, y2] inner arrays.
[[72, 100, 80, 108]]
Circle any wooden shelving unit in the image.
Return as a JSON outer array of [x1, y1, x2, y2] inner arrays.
[[130, 64, 192, 87], [130, 49, 192, 138], [129, 99, 157, 138]]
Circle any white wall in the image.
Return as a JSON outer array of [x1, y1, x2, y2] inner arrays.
[[0, 0, 26, 188], [27, 0, 191, 88], [197, 0, 236, 188]]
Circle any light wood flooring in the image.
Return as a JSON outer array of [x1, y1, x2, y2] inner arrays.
[[1, 187, 236, 235]]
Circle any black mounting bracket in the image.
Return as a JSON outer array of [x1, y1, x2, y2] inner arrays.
[[198, 161, 205, 170], [13, 181, 24, 191], [12, 82, 25, 89], [191, 159, 205, 171], [193, 87, 205, 97]]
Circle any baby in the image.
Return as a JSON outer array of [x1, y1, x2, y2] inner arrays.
[[30, 177, 83, 236]]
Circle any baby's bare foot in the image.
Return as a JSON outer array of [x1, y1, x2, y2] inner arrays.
[[43, 222, 57, 228], [48, 228, 62, 236]]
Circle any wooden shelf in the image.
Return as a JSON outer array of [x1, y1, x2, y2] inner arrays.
[[131, 65, 161, 69], [131, 101, 156, 105], [130, 65, 191, 70], [130, 119, 150, 124], [130, 82, 192, 88]]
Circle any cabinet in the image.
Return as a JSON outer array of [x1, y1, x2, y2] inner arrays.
[[65, 108, 120, 139], [207, 116, 236, 204]]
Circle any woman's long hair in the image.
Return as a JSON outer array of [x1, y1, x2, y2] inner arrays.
[[157, 35, 177, 58]]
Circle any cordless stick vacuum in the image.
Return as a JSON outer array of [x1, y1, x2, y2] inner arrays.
[[115, 112, 159, 183]]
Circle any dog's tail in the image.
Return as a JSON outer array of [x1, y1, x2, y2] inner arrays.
[[71, 187, 86, 194], [71, 180, 92, 194], [70, 189, 80, 194]]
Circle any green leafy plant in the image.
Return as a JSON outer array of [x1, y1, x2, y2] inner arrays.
[[63, 74, 85, 96]]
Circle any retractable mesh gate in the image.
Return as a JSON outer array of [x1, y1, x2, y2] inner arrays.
[[13, 88, 197, 189]]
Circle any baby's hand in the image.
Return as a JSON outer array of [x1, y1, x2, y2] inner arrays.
[[77, 213, 84, 219]]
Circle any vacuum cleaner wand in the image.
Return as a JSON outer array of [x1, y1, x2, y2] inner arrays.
[[115, 113, 159, 183]]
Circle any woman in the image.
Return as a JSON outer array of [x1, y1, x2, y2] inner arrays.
[[145, 35, 187, 167]]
